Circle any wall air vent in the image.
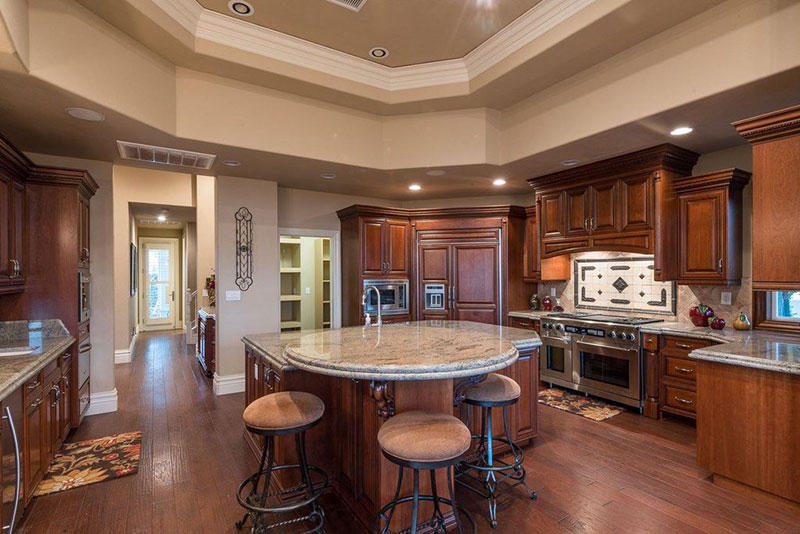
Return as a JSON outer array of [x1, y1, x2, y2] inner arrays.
[[116, 141, 217, 170], [325, 0, 367, 12]]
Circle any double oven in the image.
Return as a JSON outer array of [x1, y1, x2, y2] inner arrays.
[[540, 314, 661, 409]]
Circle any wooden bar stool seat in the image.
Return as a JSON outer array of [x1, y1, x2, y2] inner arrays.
[[374, 410, 476, 534], [236, 391, 329, 533]]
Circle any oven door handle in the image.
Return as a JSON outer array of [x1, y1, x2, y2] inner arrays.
[[79, 343, 92, 354], [575, 339, 639, 353]]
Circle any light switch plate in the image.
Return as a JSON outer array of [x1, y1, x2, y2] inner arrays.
[[305, 287, 311, 295], [550, 287, 557, 297], [225, 290, 241, 301], [202, 289, 208, 297], [721, 291, 732, 305]]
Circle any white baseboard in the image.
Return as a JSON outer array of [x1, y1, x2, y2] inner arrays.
[[85, 388, 118, 416], [213, 373, 245, 396], [114, 333, 137, 364]]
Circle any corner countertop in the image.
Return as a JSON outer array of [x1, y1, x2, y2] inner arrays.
[[198, 307, 216, 320], [244, 321, 541, 381], [640, 322, 800, 375], [0, 320, 75, 400], [508, 310, 556, 320]]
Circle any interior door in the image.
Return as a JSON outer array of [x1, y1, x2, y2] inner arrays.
[[142, 240, 178, 329], [451, 244, 499, 324]]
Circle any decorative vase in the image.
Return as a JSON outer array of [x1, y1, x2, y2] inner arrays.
[[733, 312, 752, 330], [529, 294, 540, 311], [541, 296, 554, 311]]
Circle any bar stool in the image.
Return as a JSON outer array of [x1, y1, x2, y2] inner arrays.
[[374, 410, 476, 534], [457, 374, 536, 528], [236, 391, 329, 533]]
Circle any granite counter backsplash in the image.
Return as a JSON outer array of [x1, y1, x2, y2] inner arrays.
[[0, 320, 75, 400]]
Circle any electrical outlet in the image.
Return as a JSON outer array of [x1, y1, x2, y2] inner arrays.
[[305, 287, 311, 295], [225, 290, 241, 301], [721, 291, 732, 305], [550, 287, 557, 297]]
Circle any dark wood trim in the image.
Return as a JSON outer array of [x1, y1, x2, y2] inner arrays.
[[27, 166, 99, 199], [673, 168, 751, 193], [337, 204, 527, 221], [0, 132, 33, 178], [752, 290, 800, 334], [733, 103, 800, 144]]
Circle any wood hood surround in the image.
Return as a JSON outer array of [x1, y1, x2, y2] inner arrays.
[[527, 144, 700, 281]]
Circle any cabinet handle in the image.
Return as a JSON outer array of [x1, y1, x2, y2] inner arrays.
[[591, 217, 596, 231], [675, 343, 692, 350], [51, 385, 62, 406], [717, 258, 723, 273], [584, 218, 589, 231], [673, 396, 694, 405], [3, 406, 21, 534], [674, 366, 694, 374], [82, 247, 90, 262], [26, 380, 40, 390], [30, 397, 43, 409]]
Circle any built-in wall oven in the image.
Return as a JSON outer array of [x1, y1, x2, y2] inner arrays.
[[362, 279, 409, 316]]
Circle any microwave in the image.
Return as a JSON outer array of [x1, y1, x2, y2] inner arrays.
[[362, 279, 409, 316]]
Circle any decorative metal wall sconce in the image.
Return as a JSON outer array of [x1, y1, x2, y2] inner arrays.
[[235, 207, 253, 291]]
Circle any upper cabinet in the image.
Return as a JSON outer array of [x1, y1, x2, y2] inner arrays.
[[0, 136, 29, 294], [358, 216, 410, 277], [734, 104, 800, 291], [528, 144, 699, 280], [78, 195, 90, 269], [674, 169, 750, 285], [523, 206, 570, 282]]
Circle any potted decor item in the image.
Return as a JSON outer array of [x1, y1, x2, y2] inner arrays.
[[529, 294, 540, 311], [205, 272, 216, 308], [733, 312, 752, 330], [689, 303, 715, 327], [710, 317, 726, 330]]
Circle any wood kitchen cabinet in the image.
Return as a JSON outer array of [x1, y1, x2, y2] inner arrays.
[[674, 169, 750, 285], [734, 104, 800, 290], [78, 195, 90, 269], [359, 216, 410, 277], [528, 145, 699, 274], [0, 134, 27, 294], [22, 373, 44, 504], [197, 309, 215, 376], [522, 206, 570, 282]]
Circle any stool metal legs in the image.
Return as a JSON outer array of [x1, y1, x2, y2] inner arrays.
[[236, 431, 329, 533], [457, 405, 536, 529]]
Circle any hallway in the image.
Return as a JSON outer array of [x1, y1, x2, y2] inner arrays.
[[18, 331, 800, 533]]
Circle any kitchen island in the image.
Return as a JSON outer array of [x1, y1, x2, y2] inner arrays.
[[690, 336, 800, 507], [242, 320, 541, 529]]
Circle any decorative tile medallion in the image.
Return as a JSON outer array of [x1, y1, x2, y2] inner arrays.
[[574, 256, 676, 315]]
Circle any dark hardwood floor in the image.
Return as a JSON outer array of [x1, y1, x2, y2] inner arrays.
[[19, 330, 800, 533]]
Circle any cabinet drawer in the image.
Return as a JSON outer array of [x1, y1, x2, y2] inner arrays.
[[642, 333, 658, 351], [664, 357, 697, 382], [24, 372, 43, 394], [662, 336, 710, 358], [508, 316, 537, 330], [663, 384, 697, 414]]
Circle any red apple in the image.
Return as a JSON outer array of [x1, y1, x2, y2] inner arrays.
[[689, 304, 715, 327], [710, 317, 726, 330]]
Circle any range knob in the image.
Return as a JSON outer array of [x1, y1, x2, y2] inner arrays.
[[609, 331, 617, 339], [543, 323, 551, 330], [625, 332, 636, 342], [555, 324, 564, 332]]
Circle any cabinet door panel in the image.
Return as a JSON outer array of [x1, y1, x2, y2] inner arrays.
[[452, 245, 498, 324], [419, 245, 448, 281], [523, 214, 538, 280], [591, 181, 618, 233], [679, 190, 724, 280], [514, 349, 538, 440], [24, 397, 43, 501], [565, 187, 590, 236], [385, 219, 409, 275], [620, 174, 653, 231], [0, 178, 9, 278], [360, 218, 385, 276], [538, 193, 564, 238]]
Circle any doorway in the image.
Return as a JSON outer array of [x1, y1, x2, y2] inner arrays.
[[140, 237, 179, 331]]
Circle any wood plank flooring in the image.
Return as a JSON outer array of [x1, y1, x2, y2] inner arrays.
[[19, 330, 800, 533]]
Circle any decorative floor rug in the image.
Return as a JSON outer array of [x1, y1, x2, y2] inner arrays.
[[34, 431, 142, 496], [538, 387, 623, 421]]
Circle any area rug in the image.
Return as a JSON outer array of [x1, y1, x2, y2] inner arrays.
[[34, 431, 142, 496], [538, 387, 623, 421]]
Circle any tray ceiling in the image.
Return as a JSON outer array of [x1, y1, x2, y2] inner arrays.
[[196, 0, 541, 68]]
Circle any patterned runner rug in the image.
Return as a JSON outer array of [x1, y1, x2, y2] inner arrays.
[[538, 387, 623, 421], [34, 431, 142, 496]]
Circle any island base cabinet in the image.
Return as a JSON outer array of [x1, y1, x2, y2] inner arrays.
[[0, 386, 23, 532], [696, 361, 800, 505]]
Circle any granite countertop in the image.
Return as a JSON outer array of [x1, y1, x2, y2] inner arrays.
[[641, 322, 800, 375], [266, 320, 541, 381], [508, 310, 556, 320], [199, 307, 216, 320], [242, 329, 315, 371], [0, 320, 75, 400]]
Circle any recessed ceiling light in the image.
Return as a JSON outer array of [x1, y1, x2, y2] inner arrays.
[[493, 178, 506, 186], [426, 169, 446, 176], [408, 184, 422, 191], [157, 215, 167, 222], [368, 47, 389, 60], [65, 107, 105, 122], [222, 160, 241, 167], [560, 159, 579, 166], [228, 0, 254, 16], [670, 126, 693, 136], [320, 173, 336, 180]]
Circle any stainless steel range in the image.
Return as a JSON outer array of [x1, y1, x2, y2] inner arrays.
[[539, 313, 663, 409]]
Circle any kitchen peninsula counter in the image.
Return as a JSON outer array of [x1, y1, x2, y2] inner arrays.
[[241, 321, 541, 529]]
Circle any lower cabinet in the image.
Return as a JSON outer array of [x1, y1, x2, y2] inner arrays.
[[197, 313, 216, 377]]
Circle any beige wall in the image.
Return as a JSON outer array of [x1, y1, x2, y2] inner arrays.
[[186, 222, 197, 291], [215, 176, 279, 379], [25, 152, 115, 394], [112, 166, 194, 350], [196, 175, 216, 308]]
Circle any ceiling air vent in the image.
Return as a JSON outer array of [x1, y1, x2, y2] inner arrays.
[[324, 0, 367, 12], [116, 141, 217, 170]]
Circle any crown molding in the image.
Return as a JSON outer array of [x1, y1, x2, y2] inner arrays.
[[151, 0, 594, 92]]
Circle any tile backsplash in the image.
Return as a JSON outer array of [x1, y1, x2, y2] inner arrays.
[[537, 251, 752, 324]]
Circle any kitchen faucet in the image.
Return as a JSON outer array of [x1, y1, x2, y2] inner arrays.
[[362, 285, 382, 327]]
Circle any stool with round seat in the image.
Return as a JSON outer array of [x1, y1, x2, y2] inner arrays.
[[236, 391, 329, 533], [374, 410, 476, 534], [456, 373, 536, 528]]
